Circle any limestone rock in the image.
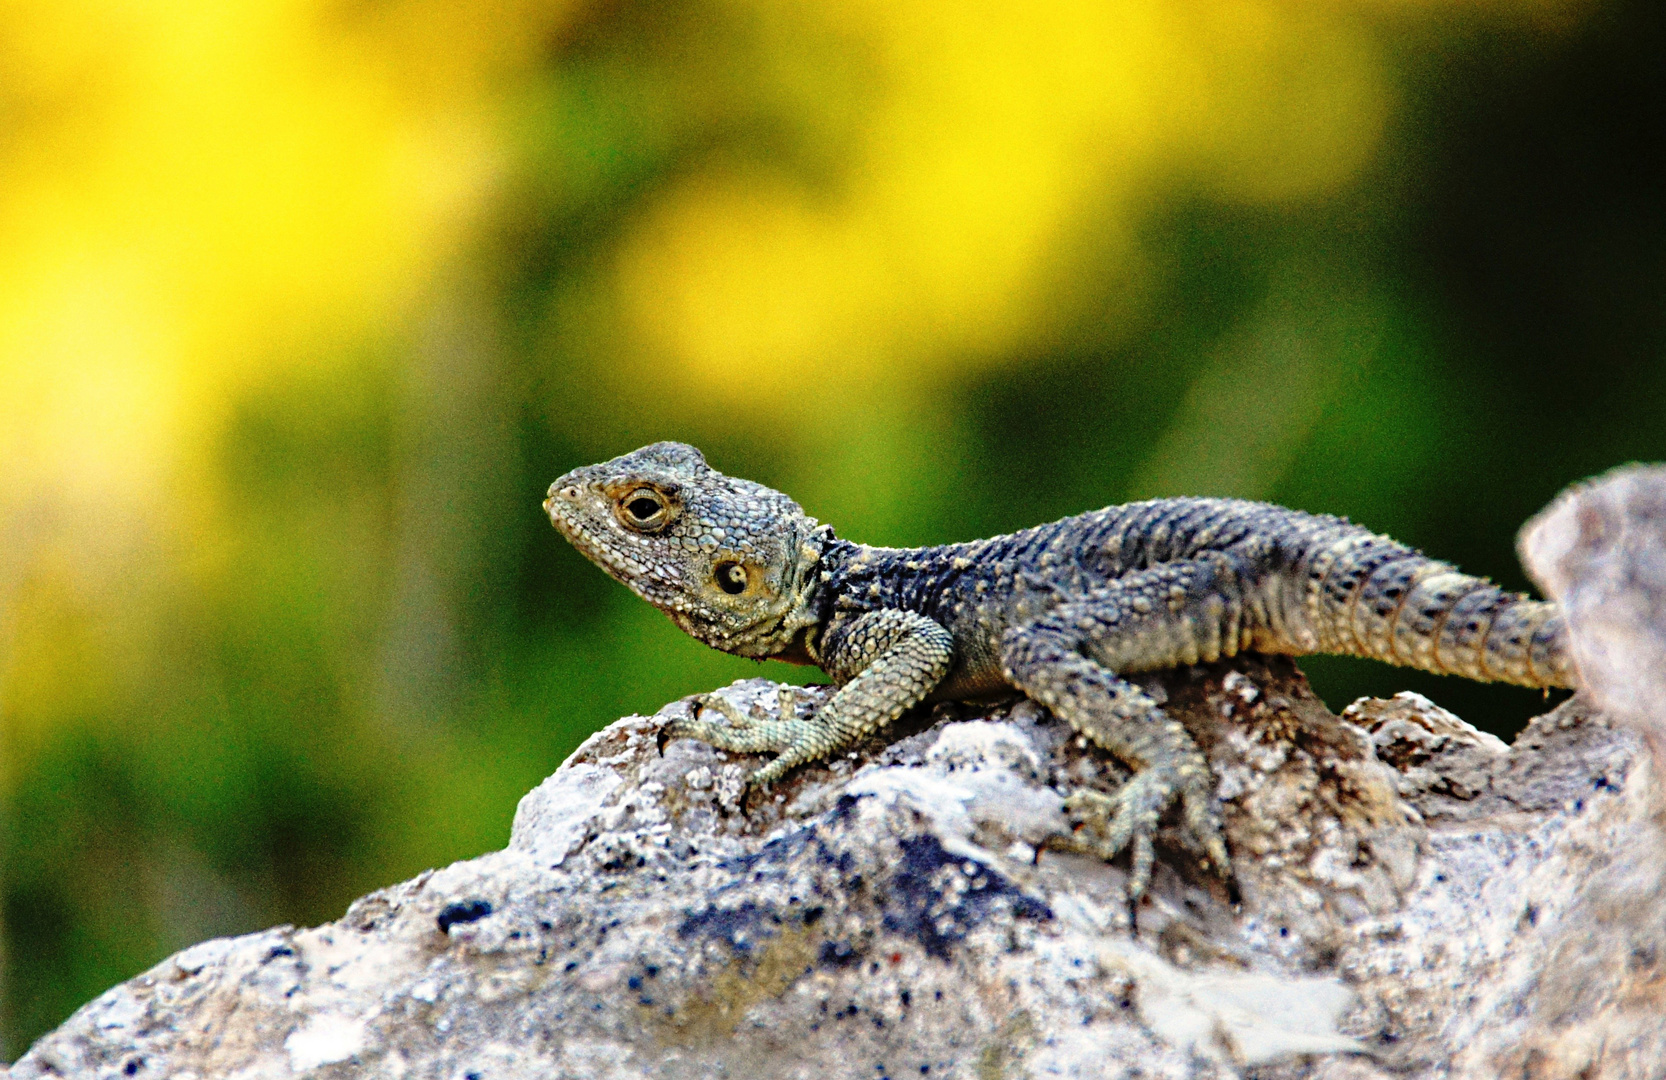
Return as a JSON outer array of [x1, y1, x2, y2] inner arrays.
[[1520, 462, 1666, 732], [11, 655, 1663, 1080]]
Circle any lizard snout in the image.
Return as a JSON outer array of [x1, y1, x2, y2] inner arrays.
[[543, 479, 587, 521], [545, 479, 584, 501]]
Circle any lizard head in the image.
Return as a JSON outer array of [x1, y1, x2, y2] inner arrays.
[[545, 442, 829, 659]]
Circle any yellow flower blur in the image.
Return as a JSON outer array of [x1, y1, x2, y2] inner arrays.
[[617, 1, 1398, 408], [0, 0, 1605, 1049]]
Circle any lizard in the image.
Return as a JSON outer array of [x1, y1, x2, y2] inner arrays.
[[544, 441, 1576, 898]]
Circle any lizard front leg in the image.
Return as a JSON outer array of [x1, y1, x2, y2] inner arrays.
[[662, 609, 955, 788], [1001, 556, 1249, 899]]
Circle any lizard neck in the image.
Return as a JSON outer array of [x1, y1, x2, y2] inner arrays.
[[789, 533, 858, 666], [716, 522, 841, 662], [807, 537, 981, 654]]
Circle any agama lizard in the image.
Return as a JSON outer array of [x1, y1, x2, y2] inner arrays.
[[545, 442, 1575, 897]]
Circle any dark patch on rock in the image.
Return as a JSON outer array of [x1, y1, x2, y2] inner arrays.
[[436, 899, 493, 933], [676, 900, 782, 954], [818, 940, 862, 968], [877, 836, 1050, 960]]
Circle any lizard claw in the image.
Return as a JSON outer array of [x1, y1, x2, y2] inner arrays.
[[694, 691, 755, 728], [659, 695, 706, 753], [1054, 786, 1158, 900], [1055, 772, 1231, 901], [659, 687, 804, 759]]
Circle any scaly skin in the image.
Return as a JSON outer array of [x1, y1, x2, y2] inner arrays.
[[545, 442, 1576, 898]]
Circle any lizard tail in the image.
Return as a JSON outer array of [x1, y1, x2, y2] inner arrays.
[[1301, 533, 1577, 689]]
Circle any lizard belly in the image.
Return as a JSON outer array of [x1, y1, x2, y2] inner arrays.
[[926, 634, 1013, 701]]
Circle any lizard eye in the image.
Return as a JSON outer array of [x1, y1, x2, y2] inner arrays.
[[619, 489, 668, 530], [714, 560, 749, 595]]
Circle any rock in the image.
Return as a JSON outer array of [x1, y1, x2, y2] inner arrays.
[[1520, 462, 1666, 733], [11, 657, 1663, 1080]]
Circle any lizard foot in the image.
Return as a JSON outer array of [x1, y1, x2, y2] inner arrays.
[[659, 686, 807, 757], [1053, 769, 1231, 900], [660, 686, 833, 794]]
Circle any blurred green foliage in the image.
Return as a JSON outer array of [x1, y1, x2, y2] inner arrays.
[[3, 0, 1665, 1053]]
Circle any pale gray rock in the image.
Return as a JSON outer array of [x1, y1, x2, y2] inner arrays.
[[510, 762, 623, 867], [11, 660, 1661, 1080], [1520, 462, 1666, 731], [12, 473, 1666, 1079]]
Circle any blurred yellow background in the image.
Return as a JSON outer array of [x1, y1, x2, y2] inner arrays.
[[2, 0, 1661, 1050]]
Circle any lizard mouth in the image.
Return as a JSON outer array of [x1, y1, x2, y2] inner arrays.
[[546, 504, 666, 603]]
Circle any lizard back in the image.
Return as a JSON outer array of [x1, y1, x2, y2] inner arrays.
[[818, 497, 1575, 689]]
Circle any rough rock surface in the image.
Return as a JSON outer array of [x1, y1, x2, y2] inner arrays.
[[10, 656, 1663, 1080], [15, 465, 1666, 1080], [1520, 462, 1666, 732]]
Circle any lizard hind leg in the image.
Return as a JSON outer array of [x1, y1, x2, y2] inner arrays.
[[1002, 569, 1245, 899]]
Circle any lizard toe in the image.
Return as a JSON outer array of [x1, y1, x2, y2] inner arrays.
[[748, 752, 797, 789], [1192, 815, 1233, 881], [661, 692, 808, 757], [1060, 768, 1229, 900], [1176, 778, 1233, 881], [1129, 831, 1155, 901]]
